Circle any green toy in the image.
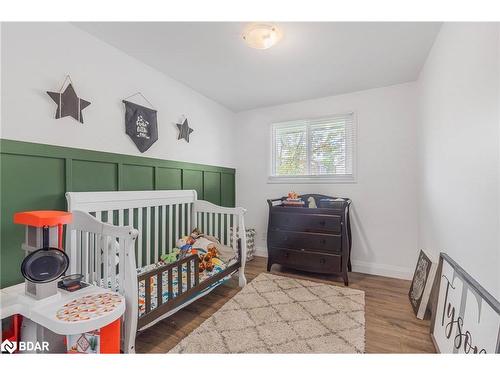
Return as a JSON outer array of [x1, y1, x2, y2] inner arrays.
[[161, 248, 180, 264]]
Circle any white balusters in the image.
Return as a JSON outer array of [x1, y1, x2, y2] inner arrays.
[[137, 208, 143, 268], [175, 204, 180, 240], [187, 203, 192, 234], [181, 203, 186, 237], [214, 213, 219, 240], [81, 232, 88, 281], [161, 205, 166, 256], [225, 214, 230, 246], [154, 206, 159, 262], [146, 206, 151, 266], [168, 205, 173, 249], [232, 214, 237, 250]]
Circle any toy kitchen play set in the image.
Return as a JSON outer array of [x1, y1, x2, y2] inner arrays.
[[1, 211, 125, 354]]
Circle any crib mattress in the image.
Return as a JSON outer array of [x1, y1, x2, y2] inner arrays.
[[137, 252, 230, 317]]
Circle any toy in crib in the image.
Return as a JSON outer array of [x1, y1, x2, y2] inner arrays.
[[198, 244, 219, 272]]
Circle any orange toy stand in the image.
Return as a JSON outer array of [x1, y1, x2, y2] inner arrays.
[[13, 210, 73, 227], [14, 210, 72, 249], [100, 319, 121, 354]]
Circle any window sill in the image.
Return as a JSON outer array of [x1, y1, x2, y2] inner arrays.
[[267, 175, 356, 184]]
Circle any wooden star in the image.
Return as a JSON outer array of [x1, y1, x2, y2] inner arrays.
[[176, 118, 194, 142], [47, 83, 91, 124]]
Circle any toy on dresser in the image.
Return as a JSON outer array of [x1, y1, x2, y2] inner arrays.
[[282, 191, 306, 207]]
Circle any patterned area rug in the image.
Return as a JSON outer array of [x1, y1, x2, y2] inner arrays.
[[169, 273, 365, 353]]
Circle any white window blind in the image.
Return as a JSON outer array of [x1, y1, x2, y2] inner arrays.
[[270, 113, 356, 183]]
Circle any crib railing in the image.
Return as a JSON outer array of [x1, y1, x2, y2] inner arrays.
[[66, 190, 246, 270], [136, 241, 242, 329]]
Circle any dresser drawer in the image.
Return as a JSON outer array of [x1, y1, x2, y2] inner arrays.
[[269, 247, 342, 274], [270, 212, 341, 233], [268, 230, 341, 253]]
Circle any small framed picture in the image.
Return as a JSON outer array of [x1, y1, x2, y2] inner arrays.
[[409, 250, 437, 319]]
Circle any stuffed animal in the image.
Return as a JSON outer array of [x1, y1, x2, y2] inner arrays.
[[160, 251, 178, 264], [197, 244, 218, 273]]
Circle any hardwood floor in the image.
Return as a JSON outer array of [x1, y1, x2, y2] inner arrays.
[[135, 256, 436, 353]]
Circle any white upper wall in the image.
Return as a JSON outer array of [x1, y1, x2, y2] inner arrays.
[[417, 23, 500, 298], [0, 22, 236, 168], [235, 82, 419, 279]]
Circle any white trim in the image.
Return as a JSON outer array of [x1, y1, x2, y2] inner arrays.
[[254, 246, 268, 257], [351, 259, 413, 280], [267, 174, 356, 184], [252, 248, 412, 280]]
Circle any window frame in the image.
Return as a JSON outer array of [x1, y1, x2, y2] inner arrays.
[[268, 112, 357, 184]]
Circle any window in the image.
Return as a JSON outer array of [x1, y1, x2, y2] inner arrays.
[[270, 113, 356, 183]]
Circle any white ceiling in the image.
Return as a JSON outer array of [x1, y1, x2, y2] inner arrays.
[[75, 22, 441, 112]]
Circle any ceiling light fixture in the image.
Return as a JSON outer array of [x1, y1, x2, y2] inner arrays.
[[242, 24, 282, 50]]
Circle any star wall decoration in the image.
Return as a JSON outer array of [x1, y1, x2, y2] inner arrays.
[[47, 78, 91, 124], [176, 118, 194, 143]]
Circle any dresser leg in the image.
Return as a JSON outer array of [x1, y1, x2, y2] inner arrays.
[[348, 257, 352, 272], [267, 260, 272, 272], [343, 273, 349, 286]]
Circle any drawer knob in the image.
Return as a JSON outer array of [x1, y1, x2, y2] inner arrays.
[[320, 239, 326, 245], [319, 221, 326, 226], [320, 258, 326, 264], [285, 252, 289, 258]]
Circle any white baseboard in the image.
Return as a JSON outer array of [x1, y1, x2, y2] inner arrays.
[[254, 247, 268, 258], [351, 260, 413, 280], [251, 247, 413, 280]]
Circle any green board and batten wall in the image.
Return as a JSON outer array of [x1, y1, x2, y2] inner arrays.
[[0, 139, 236, 288]]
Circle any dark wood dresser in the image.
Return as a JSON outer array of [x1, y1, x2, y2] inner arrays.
[[266, 194, 352, 285]]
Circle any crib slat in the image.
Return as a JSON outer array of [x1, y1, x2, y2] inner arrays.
[[194, 259, 200, 286], [101, 212, 109, 286], [145, 276, 151, 314], [215, 213, 219, 240], [181, 203, 186, 237], [175, 204, 180, 240], [187, 203, 191, 234], [76, 230, 82, 274], [146, 207, 151, 265], [88, 233, 95, 283], [162, 205, 166, 255], [204, 212, 208, 234], [168, 269, 173, 301], [82, 232, 88, 280], [138, 208, 143, 267], [154, 206, 159, 262], [225, 214, 230, 246], [232, 215, 237, 250], [177, 264, 182, 296], [186, 259, 192, 290], [95, 233, 102, 282], [168, 205, 173, 250], [157, 272, 163, 307], [119, 209, 124, 227]]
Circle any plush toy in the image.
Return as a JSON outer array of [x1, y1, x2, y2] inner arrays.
[[160, 251, 178, 264], [197, 244, 219, 273], [287, 191, 299, 200]]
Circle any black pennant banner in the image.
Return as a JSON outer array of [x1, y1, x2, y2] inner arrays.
[[123, 100, 158, 153]]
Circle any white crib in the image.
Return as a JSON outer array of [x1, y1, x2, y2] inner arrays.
[[65, 190, 247, 353]]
